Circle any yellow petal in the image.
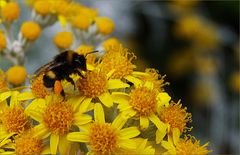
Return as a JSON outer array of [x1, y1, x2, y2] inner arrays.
[[18, 92, 35, 101], [74, 113, 92, 126], [50, 134, 59, 155], [157, 92, 171, 109], [119, 127, 140, 139], [67, 95, 85, 112], [106, 69, 115, 79], [132, 71, 149, 76], [172, 128, 180, 146], [111, 92, 129, 104], [137, 139, 147, 150], [58, 135, 71, 155], [87, 64, 95, 70], [156, 129, 166, 144], [161, 140, 175, 151], [119, 139, 136, 150], [149, 114, 167, 131], [124, 75, 143, 86], [41, 147, 51, 154], [0, 91, 11, 102], [118, 102, 132, 111], [79, 98, 92, 113], [94, 103, 105, 123], [26, 110, 43, 122], [140, 116, 149, 129], [107, 79, 129, 89], [111, 114, 127, 130], [33, 124, 51, 139], [9, 91, 19, 107], [67, 132, 89, 143], [98, 92, 113, 107], [144, 81, 154, 89]]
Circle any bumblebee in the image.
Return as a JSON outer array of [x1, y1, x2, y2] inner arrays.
[[35, 50, 97, 96]]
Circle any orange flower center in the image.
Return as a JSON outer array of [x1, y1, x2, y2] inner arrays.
[[31, 74, 50, 98], [100, 46, 135, 79], [15, 133, 44, 155], [1, 107, 30, 133], [43, 102, 74, 135], [129, 87, 157, 116], [176, 137, 210, 155], [89, 123, 118, 154], [160, 103, 192, 132], [77, 71, 107, 98]]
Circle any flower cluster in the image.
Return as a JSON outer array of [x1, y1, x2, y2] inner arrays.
[[0, 1, 211, 154]]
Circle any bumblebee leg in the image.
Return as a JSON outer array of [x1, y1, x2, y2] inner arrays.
[[75, 69, 85, 78], [61, 90, 65, 98], [66, 76, 75, 89]]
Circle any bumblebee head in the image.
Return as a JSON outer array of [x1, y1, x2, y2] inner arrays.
[[73, 54, 87, 71]]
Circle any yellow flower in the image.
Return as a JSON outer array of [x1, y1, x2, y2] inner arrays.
[[0, 31, 7, 51], [113, 82, 169, 134], [53, 31, 74, 49], [76, 69, 129, 108], [20, 21, 41, 41], [25, 95, 93, 154], [0, 91, 30, 135], [95, 17, 115, 35], [67, 103, 140, 154], [15, 130, 50, 155], [99, 45, 136, 79], [102, 37, 120, 51], [34, 1, 51, 16], [0, 69, 8, 92], [1, 2, 20, 22], [71, 14, 93, 30], [6, 66, 27, 85], [161, 130, 211, 155], [76, 45, 96, 65], [159, 101, 192, 133]]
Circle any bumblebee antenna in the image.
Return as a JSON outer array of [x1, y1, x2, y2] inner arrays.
[[86, 50, 99, 56]]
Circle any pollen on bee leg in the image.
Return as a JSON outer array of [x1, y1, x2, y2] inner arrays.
[[54, 80, 63, 95]]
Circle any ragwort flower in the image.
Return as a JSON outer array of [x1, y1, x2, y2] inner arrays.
[[67, 103, 140, 154], [161, 129, 211, 155], [113, 82, 169, 133], [76, 68, 129, 108], [25, 95, 93, 154]]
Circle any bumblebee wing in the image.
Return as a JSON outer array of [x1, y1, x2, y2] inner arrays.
[[34, 61, 64, 76]]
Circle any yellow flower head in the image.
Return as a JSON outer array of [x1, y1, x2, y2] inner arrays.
[[27, 95, 92, 154], [76, 45, 96, 65], [159, 101, 192, 133], [15, 131, 44, 155], [1, 2, 20, 22], [129, 87, 157, 117], [161, 133, 211, 155], [43, 100, 74, 135], [68, 103, 140, 154], [53, 31, 74, 49], [102, 37, 120, 51], [1, 107, 30, 133], [34, 1, 51, 16], [99, 45, 136, 79], [176, 137, 210, 155], [6, 66, 27, 85], [77, 70, 108, 98], [31, 74, 50, 98], [0, 31, 7, 51], [95, 17, 115, 35], [72, 14, 93, 30], [20, 21, 41, 41]]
